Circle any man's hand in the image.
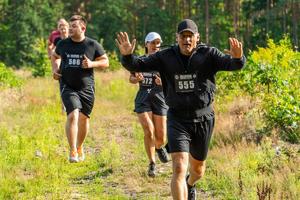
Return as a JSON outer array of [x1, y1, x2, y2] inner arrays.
[[224, 38, 243, 58], [52, 69, 61, 80], [115, 32, 136, 56], [82, 55, 93, 68]]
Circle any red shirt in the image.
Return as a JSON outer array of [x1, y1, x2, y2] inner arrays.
[[48, 30, 60, 44]]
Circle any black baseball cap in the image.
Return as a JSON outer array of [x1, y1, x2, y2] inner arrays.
[[177, 19, 198, 34]]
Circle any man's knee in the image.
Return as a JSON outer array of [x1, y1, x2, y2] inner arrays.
[[67, 109, 79, 122], [172, 153, 189, 176]]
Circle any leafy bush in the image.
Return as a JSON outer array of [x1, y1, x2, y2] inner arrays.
[[216, 37, 299, 143], [30, 38, 51, 77], [106, 51, 122, 71], [0, 62, 22, 88], [244, 37, 300, 143]]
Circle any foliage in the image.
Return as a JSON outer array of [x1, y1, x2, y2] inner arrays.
[[0, 0, 65, 67], [0, 62, 22, 88], [30, 38, 52, 77], [217, 37, 299, 143], [1, 0, 299, 67], [0, 70, 299, 199], [246, 38, 300, 143], [106, 51, 122, 71]]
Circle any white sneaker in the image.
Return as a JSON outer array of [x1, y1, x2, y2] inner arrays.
[[69, 150, 79, 163], [77, 147, 85, 162]]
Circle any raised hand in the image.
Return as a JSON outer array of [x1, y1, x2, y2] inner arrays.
[[82, 55, 93, 68], [115, 32, 136, 56], [228, 37, 243, 58]]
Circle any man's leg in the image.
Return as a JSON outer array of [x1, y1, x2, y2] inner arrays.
[[188, 156, 206, 186], [171, 152, 189, 200], [66, 109, 80, 161], [77, 112, 89, 149]]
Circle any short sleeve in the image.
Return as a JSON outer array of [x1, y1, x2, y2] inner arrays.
[[55, 40, 63, 56], [94, 42, 105, 58]]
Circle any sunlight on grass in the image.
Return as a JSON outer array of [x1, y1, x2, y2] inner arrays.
[[0, 70, 299, 199]]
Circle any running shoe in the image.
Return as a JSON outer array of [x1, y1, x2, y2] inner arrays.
[[186, 175, 196, 200], [155, 147, 170, 163], [147, 162, 156, 177], [165, 143, 170, 153], [77, 146, 85, 161], [69, 150, 79, 163]]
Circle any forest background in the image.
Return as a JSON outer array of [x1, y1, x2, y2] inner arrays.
[[0, 0, 299, 199]]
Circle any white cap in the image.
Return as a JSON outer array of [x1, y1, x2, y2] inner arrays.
[[145, 32, 162, 44]]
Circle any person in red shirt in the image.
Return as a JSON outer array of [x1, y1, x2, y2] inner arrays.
[[47, 18, 68, 58]]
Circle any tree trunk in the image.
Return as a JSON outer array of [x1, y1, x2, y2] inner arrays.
[[205, 0, 209, 44], [266, 0, 270, 33], [292, 0, 299, 51], [233, 0, 240, 38]]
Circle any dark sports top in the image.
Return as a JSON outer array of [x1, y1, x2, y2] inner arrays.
[[131, 56, 162, 91], [55, 37, 105, 90]]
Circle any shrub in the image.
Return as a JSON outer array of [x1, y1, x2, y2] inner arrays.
[[30, 38, 51, 77], [0, 62, 22, 88], [245, 37, 300, 143], [106, 51, 122, 71]]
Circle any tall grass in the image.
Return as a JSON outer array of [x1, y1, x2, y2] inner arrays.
[[0, 69, 299, 199]]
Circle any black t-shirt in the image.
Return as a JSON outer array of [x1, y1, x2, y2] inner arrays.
[[55, 37, 105, 89], [54, 37, 62, 46]]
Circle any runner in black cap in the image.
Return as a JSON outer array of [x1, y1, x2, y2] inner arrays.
[[116, 18, 245, 199], [129, 32, 169, 177]]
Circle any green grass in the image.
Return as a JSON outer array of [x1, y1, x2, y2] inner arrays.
[[0, 69, 299, 199]]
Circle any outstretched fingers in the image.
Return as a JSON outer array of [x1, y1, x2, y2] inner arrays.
[[115, 38, 120, 48], [131, 38, 136, 53], [115, 32, 137, 55], [228, 37, 243, 58], [229, 37, 237, 48], [238, 41, 242, 50], [124, 32, 130, 43]]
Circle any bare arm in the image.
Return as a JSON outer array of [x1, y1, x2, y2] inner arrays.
[[51, 52, 62, 80], [47, 40, 55, 59], [82, 54, 109, 70]]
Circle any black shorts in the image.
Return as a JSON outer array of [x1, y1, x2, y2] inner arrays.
[[134, 88, 168, 116], [167, 113, 215, 161], [60, 84, 95, 117]]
